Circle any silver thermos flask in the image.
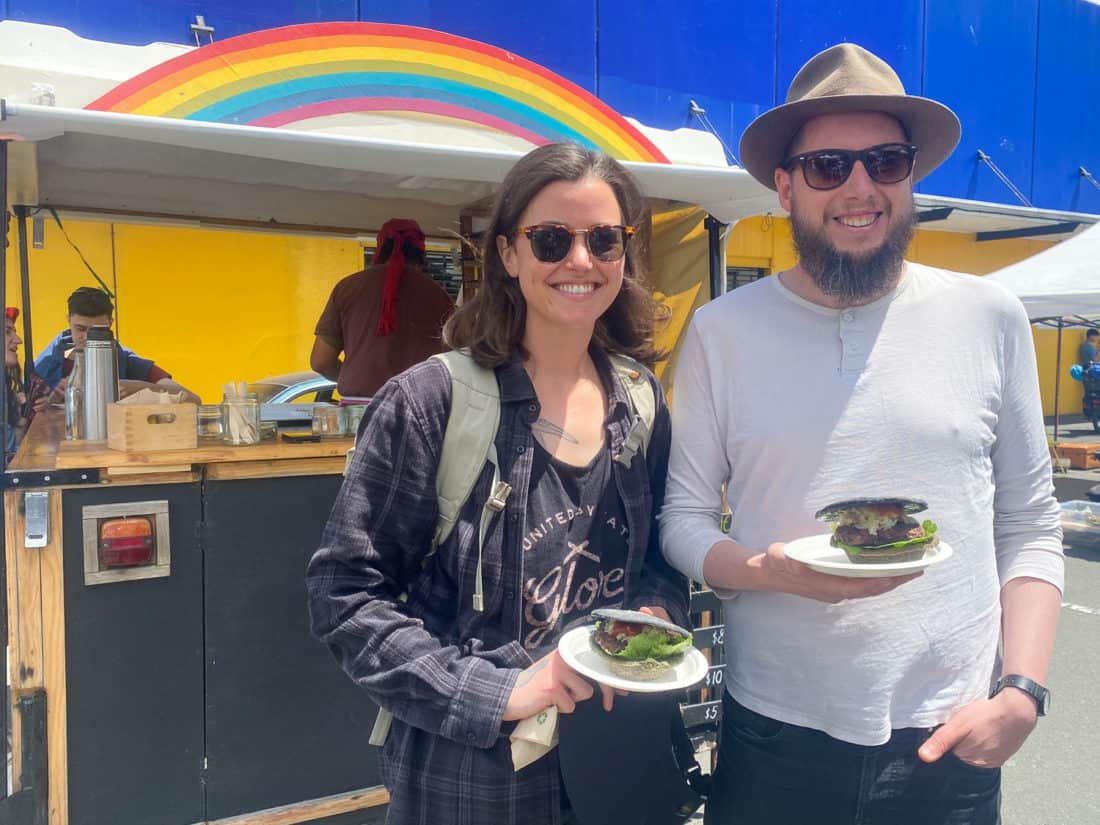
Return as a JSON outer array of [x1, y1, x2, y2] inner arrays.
[[82, 325, 119, 441], [65, 349, 85, 440]]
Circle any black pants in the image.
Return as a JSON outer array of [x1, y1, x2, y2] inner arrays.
[[704, 693, 1001, 825]]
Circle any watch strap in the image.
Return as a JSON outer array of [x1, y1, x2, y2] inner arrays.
[[991, 674, 1049, 716]]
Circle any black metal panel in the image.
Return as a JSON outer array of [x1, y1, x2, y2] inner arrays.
[[62, 483, 205, 825], [203, 475, 380, 819]]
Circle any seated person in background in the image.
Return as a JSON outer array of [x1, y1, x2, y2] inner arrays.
[[311, 218, 455, 399], [28, 286, 200, 418], [5, 307, 28, 459], [1079, 328, 1099, 368]]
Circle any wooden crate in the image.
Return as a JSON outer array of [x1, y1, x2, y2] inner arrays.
[[1054, 442, 1100, 470], [107, 403, 198, 452]]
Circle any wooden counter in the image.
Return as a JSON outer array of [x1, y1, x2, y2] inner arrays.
[[9, 409, 353, 481]]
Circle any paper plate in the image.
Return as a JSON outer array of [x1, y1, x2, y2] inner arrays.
[[557, 625, 709, 693], [784, 533, 953, 578]]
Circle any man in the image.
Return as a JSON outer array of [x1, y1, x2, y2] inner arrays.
[[311, 218, 454, 398], [30, 286, 199, 412], [1078, 328, 1098, 368], [661, 44, 1063, 824]]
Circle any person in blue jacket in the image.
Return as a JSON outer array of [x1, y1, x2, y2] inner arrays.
[[27, 286, 199, 417]]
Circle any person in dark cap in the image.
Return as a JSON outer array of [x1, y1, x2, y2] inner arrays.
[[661, 43, 1062, 824], [310, 218, 455, 398]]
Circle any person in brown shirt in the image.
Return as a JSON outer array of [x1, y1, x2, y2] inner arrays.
[[311, 219, 455, 398]]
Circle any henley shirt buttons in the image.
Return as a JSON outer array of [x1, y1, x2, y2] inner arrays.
[[842, 311, 855, 323], [846, 341, 860, 353], [515, 445, 524, 455], [466, 732, 477, 743]]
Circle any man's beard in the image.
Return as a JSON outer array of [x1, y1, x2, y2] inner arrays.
[[790, 199, 916, 305]]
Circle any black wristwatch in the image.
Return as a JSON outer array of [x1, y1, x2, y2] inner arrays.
[[990, 674, 1050, 716]]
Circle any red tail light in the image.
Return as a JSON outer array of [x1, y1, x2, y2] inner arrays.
[[98, 518, 155, 568]]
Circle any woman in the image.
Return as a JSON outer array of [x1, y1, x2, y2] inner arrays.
[[307, 143, 688, 825], [5, 307, 27, 461]]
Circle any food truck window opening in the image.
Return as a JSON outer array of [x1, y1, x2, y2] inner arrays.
[[82, 500, 172, 585], [98, 516, 155, 568]]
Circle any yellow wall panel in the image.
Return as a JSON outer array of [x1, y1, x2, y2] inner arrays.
[[112, 224, 361, 403], [908, 229, 1054, 275], [4, 217, 115, 368], [6, 218, 361, 404], [2, 213, 1077, 418]]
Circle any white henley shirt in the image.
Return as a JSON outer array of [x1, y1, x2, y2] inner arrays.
[[660, 262, 1064, 746]]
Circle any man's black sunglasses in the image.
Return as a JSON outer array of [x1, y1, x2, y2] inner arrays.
[[783, 143, 919, 190]]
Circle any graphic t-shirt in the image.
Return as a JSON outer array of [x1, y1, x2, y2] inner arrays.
[[520, 442, 629, 657]]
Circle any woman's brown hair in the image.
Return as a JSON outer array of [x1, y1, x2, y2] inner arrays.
[[444, 142, 667, 369]]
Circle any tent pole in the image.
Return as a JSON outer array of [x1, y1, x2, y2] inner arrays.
[[704, 214, 726, 300], [1053, 320, 1063, 444], [15, 205, 34, 390], [1, 139, 9, 472]]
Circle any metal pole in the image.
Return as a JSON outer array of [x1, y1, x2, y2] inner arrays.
[[1053, 320, 1063, 444], [15, 206, 33, 390], [704, 214, 726, 300], [1, 139, 9, 473]]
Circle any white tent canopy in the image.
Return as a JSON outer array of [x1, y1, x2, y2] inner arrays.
[[984, 222, 1100, 321], [0, 102, 778, 236]]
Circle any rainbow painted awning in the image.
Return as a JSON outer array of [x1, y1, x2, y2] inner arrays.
[[85, 22, 670, 164]]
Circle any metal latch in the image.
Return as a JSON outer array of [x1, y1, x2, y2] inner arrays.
[[487, 481, 512, 512], [24, 490, 49, 548]]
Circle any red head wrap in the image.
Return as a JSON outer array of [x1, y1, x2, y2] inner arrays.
[[373, 218, 426, 336], [4, 307, 18, 323]]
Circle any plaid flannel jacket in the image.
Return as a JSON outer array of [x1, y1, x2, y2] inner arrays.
[[306, 348, 687, 825]]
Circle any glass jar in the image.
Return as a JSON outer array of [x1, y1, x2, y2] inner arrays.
[[197, 404, 225, 441], [343, 403, 367, 436], [223, 393, 260, 445], [312, 404, 346, 439]]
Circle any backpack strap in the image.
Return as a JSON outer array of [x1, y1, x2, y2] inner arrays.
[[432, 350, 504, 550], [369, 351, 510, 747], [608, 353, 656, 468]]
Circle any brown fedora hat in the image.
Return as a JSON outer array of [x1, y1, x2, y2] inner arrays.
[[739, 43, 961, 190]]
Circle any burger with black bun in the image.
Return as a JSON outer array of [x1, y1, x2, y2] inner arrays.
[[589, 608, 692, 681], [815, 498, 939, 564]]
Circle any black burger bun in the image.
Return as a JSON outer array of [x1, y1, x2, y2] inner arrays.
[[814, 497, 928, 521], [589, 609, 692, 682], [815, 498, 939, 565]]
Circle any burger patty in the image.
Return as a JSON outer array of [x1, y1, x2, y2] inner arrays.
[[592, 621, 647, 655], [835, 521, 926, 547]]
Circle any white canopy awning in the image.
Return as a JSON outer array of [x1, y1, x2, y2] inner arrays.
[[0, 101, 778, 236], [984, 221, 1100, 321]]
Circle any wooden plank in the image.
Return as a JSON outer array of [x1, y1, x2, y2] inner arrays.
[[54, 436, 353, 470], [4, 489, 28, 793], [8, 491, 44, 693], [205, 457, 346, 481], [106, 464, 193, 477], [39, 490, 69, 825], [105, 470, 202, 487], [201, 786, 389, 825]]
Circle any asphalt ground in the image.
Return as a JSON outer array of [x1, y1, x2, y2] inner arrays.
[[999, 413, 1100, 824]]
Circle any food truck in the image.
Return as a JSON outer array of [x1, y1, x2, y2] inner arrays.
[[0, 22, 775, 825]]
